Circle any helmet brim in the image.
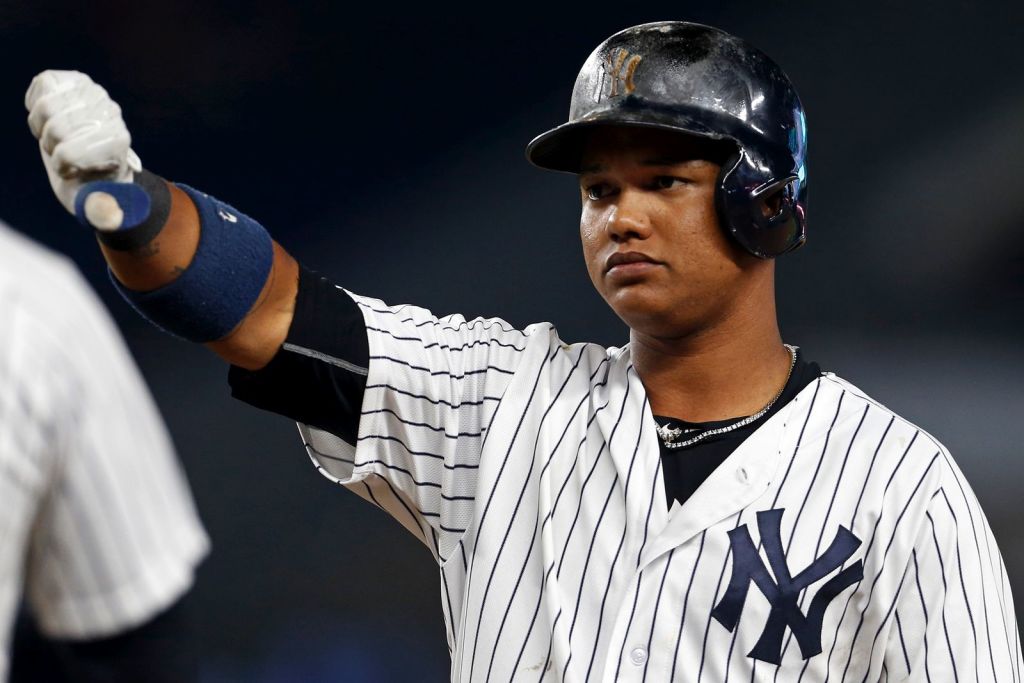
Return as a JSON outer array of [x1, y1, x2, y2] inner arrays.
[[525, 109, 737, 174]]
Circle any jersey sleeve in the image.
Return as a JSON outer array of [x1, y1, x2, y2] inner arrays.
[[884, 453, 1022, 681], [23, 266, 209, 640], [316, 289, 533, 561], [230, 267, 534, 561]]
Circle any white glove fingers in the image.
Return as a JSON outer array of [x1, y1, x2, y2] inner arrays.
[[40, 102, 104, 155], [28, 82, 112, 141], [51, 124, 132, 180], [24, 69, 92, 112]]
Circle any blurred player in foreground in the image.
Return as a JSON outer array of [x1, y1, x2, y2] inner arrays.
[[25, 21, 1021, 681], [0, 220, 208, 681]]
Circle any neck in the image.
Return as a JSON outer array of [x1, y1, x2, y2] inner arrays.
[[631, 296, 789, 423]]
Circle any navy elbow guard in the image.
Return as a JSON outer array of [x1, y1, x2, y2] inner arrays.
[[109, 183, 274, 343]]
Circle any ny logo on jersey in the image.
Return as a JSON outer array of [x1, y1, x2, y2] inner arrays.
[[711, 508, 864, 665], [602, 48, 642, 98]]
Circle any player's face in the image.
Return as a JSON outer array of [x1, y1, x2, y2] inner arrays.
[[578, 127, 764, 338]]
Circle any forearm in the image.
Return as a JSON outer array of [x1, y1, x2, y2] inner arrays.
[[99, 177, 298, 369], [99, 181, 201, 291]]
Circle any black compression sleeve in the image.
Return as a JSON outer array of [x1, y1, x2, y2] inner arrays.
[[228, 267, 369, 444]]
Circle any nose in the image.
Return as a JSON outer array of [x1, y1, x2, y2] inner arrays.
[[606, 190, 652, 242]]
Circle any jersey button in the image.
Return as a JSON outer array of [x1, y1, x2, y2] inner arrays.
[[629, 646, 648, 665]]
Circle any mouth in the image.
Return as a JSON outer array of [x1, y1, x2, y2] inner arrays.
[[605, 251, 662, 276]]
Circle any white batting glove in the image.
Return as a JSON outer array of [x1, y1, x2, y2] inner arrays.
[[25, 70, 142, 217]]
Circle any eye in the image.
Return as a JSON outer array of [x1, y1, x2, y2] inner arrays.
[[584, 183, 612, 200], [651, 176, 689, 190]]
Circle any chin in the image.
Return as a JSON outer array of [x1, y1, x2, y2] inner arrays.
[[605, 289, 705, 339]]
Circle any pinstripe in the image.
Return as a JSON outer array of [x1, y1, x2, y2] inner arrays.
[[836, 450, 940, 682], [308, 442, 479, 476], [564, 470, 621, 680], [360, 408, 484, 438], [422, 338, 526, 353], [640, 547, 676, 682], [839, 448, 937, 683], [849, 415, 895, 529], [369, 353, 516, 378], [698, 512, 747, 683], [636, 453, 662, 569], [912, 550, 934, 683], [510, 398, 611, 675], [939, 449, 1009, 680], [823, 430, 923, 681], [556, 433, 618, 578], [533, 609, 561, 683], [440, 539, 459, 651], [670, 529, 708, 680], [510, 560, 557, 678], [584, 515, 629, 682], [937, 488, 982, 679], [894, 609, 910, 675], [378, 474, 435, 552], [364, 383, 502, 408], [460, 352, 553, 678], [362, 481, 385, 511], [857, 545, 915, 683], [927, 511, 960, 681], [612, 571, 646, 681]]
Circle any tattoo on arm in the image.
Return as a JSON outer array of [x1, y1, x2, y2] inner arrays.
[[129, 240, 160, 259]]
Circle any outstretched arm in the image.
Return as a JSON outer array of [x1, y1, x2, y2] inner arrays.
[[25, 70, 297, 370]]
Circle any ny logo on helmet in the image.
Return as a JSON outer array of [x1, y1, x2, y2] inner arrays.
[[602, 48, 641, 97], [711, 508, 864, 665]]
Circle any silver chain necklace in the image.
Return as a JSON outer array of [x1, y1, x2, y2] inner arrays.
[[655, 344, 798, 450]]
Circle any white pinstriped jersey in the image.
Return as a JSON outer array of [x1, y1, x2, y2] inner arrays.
[[299, 291, 1021, 682], [0, 223, 209, 680]]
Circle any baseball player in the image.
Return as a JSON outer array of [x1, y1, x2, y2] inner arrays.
[[0, 220, 209, 681], [26, 21, 1020, 682]]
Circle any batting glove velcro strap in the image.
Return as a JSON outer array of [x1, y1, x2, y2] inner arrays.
[[110, 183, 273, 343]]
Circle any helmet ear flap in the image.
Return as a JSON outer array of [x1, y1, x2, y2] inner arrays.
[[716, 150, 806, 259]]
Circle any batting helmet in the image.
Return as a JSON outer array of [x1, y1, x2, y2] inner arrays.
[[526, 21, 808, 259]]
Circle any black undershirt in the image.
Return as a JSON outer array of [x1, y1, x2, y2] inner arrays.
[[655, 351, 821, 510], [230, 267, 823, 510]]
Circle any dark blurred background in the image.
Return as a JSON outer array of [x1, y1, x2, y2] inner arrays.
[[1, 1, 1021, 680]]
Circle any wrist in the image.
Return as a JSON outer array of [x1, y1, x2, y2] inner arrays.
[[91, 170, 172, 251]]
